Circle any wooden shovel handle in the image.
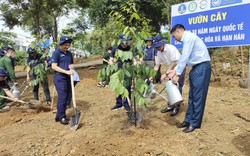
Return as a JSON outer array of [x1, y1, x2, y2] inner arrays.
[[0, 95, 27, 104], [70, 71, 77, 108]]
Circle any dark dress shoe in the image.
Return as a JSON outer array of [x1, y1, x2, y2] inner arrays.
[[161, 106, 173, 113], [170, 107, 179, 116], [183, 125, 196, 133], [177, 122, 189, 128], [60, 118, 69, 125]]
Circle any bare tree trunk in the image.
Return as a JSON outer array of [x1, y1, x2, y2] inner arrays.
[[162, 0, 171, 27], [34, 16, 41, 39], [52, 12, 58, 42], [34, 2, 42, 39]]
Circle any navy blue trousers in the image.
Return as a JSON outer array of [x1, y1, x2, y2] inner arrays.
[[116, 78, 131, 108], [54, 74, 71, 120], [184, 62, 211, 128], [33, 78, 51, 102]]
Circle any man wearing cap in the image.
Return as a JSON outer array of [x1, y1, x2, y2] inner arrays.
[[51, 36, 74, 125], [141, 37, 157, 69], [109, 34, 133, 111], [0, 50, 5, 58], [168, 24, 211, 133], [0, 47, 18, 109], [142, 37, 162, 83], [152, 35, 186, 116], [26, 47, 51, 105], [2, 46, 15, 70]]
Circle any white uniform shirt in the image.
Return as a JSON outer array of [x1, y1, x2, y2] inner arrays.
[[155, 44, 180, 66]]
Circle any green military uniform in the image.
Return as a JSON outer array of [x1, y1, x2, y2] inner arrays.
[[103, 52, 110, 67], [0, 55, 16, 109], [0, 88, 6, 109], [0, 55, 16, 81]]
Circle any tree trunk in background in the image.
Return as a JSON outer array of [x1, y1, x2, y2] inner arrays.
[[52, 12, 58, 42], [34, 16, 41, 39]]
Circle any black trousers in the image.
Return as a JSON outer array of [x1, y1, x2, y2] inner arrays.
[[33, 79, 51, 101], [155, 65, 161, 83]]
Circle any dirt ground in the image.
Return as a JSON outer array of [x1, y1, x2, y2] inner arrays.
[[0, 63, 250, 156]]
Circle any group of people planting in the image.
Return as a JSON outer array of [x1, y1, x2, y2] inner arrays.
[[0, 23, 211, 133], [100, 24, 211, 133], [0, 36, 80, 126]]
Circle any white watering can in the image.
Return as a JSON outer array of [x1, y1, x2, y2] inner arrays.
[[143, 80, 168, 101], [10, 81, 27, 99], [164, 79, 183, 106], [11, 84, 20, 99], [143, 79, 183, 106]]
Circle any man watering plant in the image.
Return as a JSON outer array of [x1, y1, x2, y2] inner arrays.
[[26, 47, 51, 105], [0, 47, 18, 110], [151, 35, 186, 116], [168, 24, 211, 133]]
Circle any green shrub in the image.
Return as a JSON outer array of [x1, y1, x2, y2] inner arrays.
[[15, 50, 28, 66]]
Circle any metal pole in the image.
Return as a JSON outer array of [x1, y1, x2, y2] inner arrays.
[[134, 96, 137, 127], [240, 46, 244, 79]]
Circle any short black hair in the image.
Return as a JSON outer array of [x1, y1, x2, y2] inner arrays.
[[170, 24, 186, 33]]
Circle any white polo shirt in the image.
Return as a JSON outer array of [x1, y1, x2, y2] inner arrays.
[[155, 44, 180, 66]]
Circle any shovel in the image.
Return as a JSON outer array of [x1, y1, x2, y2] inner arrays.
[[20, 85, 29, 98], [51, 85, 56, 111], [69, 71, 81, 131], [0, 95, 40, 109]]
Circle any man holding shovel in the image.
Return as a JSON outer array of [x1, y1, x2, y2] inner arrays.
[[151, 35, 186, 116], [51, 36, 74, 125], [2, 46, 15, 70], [0, 47, 18, 109]]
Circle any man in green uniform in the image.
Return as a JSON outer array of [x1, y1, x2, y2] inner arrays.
[[0, 49, 6, 109], [0, 47, 18, 109], [97, 47, 112, 87]]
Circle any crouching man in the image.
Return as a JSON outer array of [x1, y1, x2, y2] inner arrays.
[[0, 47, 18, 109]]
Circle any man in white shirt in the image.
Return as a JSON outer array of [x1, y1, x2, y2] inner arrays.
[[168, 24, 211, 133], [152, 35, 186, 116]]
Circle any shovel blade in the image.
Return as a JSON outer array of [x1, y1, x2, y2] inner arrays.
[[28, 100, 41, 109], [70, 112, 81, 131]]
